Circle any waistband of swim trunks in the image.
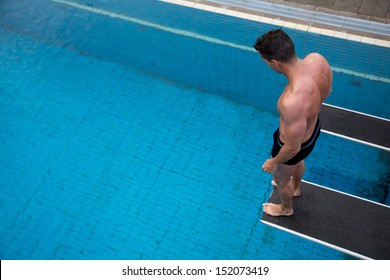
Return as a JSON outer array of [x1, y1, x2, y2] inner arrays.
[[276, 116, 321, 148]]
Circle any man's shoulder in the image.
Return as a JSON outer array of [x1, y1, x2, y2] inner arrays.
[[279, 91, 308, 116], [304, 53, 331, 71], [305, 52, 326, 61], [291, 78, 317, 96]]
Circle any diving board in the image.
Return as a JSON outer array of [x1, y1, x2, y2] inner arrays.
[[320, 104, 390, 150], [260, 181, 390, 259]]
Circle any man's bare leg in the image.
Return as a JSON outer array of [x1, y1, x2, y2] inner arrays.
[[291, 160, 305, 197], [272, 160, 304, 196], [263, 164, 297, 216]]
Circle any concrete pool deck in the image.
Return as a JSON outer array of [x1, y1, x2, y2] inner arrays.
[[182, 0, 389, 40], [263, 0, 389, 23]]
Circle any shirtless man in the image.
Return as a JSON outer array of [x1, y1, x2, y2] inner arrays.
[[254, 29, 332, 216]]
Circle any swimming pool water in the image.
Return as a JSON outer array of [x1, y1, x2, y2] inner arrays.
[[3, 0, 390, 118], [1, 0, 388, 259], [0, 27, 350, 259]]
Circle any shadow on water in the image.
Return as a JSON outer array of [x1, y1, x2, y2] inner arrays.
[[378, 151, 390, 205]]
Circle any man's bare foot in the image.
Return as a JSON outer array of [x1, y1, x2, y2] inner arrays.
[[271, 180, 300, 197], [263, 203, 294, 217]]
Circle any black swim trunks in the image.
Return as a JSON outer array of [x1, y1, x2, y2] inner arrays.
[[271, 117, 321, 165]]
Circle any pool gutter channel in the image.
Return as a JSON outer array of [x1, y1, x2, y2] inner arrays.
[[203, 0, 390, 38]]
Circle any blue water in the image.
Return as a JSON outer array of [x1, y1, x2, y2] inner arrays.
[[0, 0, 389, 259]]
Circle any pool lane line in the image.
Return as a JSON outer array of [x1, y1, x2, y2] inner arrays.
[[51, 0, 251, 51], [52, 0, 390, 84], [329, 67, 390, 84]]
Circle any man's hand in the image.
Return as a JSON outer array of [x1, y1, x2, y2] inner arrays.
[[262, 159, 278, 174]]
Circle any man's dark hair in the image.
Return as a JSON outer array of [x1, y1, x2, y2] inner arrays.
[[254, 29, 296, 63]]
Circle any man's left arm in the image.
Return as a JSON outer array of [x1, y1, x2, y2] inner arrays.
[[262, 102, 307, 173]]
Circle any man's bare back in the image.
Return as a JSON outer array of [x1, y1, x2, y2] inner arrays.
[[278, 53, 332, 145]]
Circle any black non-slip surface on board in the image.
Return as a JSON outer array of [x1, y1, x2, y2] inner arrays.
[[261, 181, 390, 259], [320, 105, 390, 149]]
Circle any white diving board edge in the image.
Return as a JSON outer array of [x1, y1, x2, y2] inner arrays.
[[260, 180, 390, 260]]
